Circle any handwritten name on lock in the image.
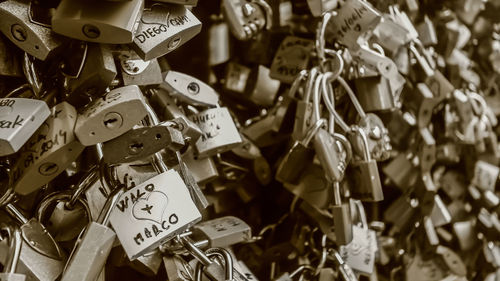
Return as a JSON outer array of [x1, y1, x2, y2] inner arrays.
[[189, 107, 241, 153], [0, 99, 24, 129], [109, 170, 201, 260], [330, 0, 381, 47], [134, 4, 195, 44]]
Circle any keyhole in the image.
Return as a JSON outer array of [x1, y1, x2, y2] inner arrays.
[[82, 24, 100, 39], [187, 82, 200, 95], [39, 162, 58, 176], [11, 24, 27, 42], [129, 142, 144, 154], [103, 112, 123, 130]]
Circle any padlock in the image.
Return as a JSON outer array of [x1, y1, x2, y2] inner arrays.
[[329, 249, 358, 281], [382, 151, 418, 190], [348, 126, 383, 202], [149, 88, 202, 142], [331, 181, 354, 246], [292, 69, 317, 141], [435, 246, 467, 277], [384, 195, 418, 234], [371, 15, 410, 55], [224, 61, 252, 95], [306, 0, 337, 17], [65, 43, 117, 103], [102, 123, 184, 164], [269, 36, 314, 84], [11, 102, 85, 195], [125, 249, 164, 277], [208, 18, 230, 66], [161, 71, 220, 108], [189, 107, 242, 157], [327, 0, 381, 48], [60, 187, 123, 281], [0, 223, 25, 281], [221, 0, 272, 41], [244, 65, 281, 107], [471, 160, 499, 191], [190, 216, 252, 248], [183, 240, 249, 281], [417, 15, 438, 47], [0, 0, 64, 61], [414, 172, 438, 215], [385, 110, 416, 150], [163, 254, 193, 281], [116, 49, 163, 86], [74, 85, 148, 146], [0, 97, 50, 157], [354, 75, 395, 112], [430, 195, 451, 227], [36, 191, 91, 242], [51, 0, 144, 43], [417, 127, 436, 173], [403, 83, 442, 128], [179, 147, 218, 185], [2, 203, 65, 281], [339, 199, 377, 274], [132, 3, 202, 61], [404, 250, 446, 281], [109, 168, 201, 260], [276, 119, 325, 184]]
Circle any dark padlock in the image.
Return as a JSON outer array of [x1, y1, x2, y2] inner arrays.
[[348, 126, 384, 202]]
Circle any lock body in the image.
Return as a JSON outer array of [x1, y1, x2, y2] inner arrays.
[[12, 102, 85, 195], [109, 170, 202, 260], [0, 98, 50, 156], [0, 0, 64, 60], [189, 107, 242, 157], [191, 216, 252, 248], [52, 0, 144, 43], [161, 71, 219, 107], [118, 50, 163, 86], [132, 3, 202, 61], [74, 85, 148, 146]]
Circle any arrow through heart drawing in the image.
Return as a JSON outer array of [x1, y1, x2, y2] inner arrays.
[[132, 191, 169, 224]]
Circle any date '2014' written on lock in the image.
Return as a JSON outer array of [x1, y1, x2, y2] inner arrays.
[[114, 182, 179, 246], [135, 14, 191, 44]]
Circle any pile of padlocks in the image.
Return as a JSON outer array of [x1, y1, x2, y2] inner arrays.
[[0, 0, 500, 279]]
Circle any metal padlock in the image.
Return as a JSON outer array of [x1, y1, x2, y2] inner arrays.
[[0, 223, 25, 281], [330, 249, 358, 281], [306, 0, 337, 17], [36, 190, 91, 242], [2, 203, 65, 281], [60, 187, 123, 281], [51, 0, 144, 43], [191, 216, 252, 248], [430, 195, 451, 227], [0, 97, 50, 157], [149, 88, 202, 142], [11, 102, 85, 195], [417, 15, 438, 46], [436, 246, 467, 277], [332, 181, 354, 246], [372, 15, 410, 55], [224, 61, 251, 95], [132, 3, 202, 61], [471, 160, 499, 191], [116, 50, 163, 86], [403, 83, 441, 128], [221, 0, 272, 41], [269, 36, 314, 84], [161, 71, 220, 107], [189, 107, 242, 157], [417, 127, 436, 173], [276, 119, 324, 184], [327, 0, 381, 48], [0, 0, 64, 61], [349, 126, 383, 202], [354, 76, 395, 112], [339, 200, 377, 274], [414, 172, 438, 215], [382, 152, 418, 190], [102, 124, 184, 164], [109, 168, 202, 260], [244, 65, 281, 107], [314, 128, 350, 183], [65, 43, 117, 102], [164, 254, 193, 281], [405, 250, 446, 281], [179, 147, 218, 185], [74, 85, 148, 146]]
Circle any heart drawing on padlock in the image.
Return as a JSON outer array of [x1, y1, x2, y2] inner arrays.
[[132, 191, 169, 224]]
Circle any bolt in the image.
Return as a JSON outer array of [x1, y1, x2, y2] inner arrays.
[[11, 24, 27, 42], [103, 112, 123, 130], [82, 24, 100, 39]]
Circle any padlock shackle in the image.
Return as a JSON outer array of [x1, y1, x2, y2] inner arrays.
[[36, 192, 91, 225], [0, 223, 22, 274], [315, 12, 333, 70], [350, 199, 368, 230], [350, 126, 371, 161], [144, 102, 169, 174], [66, 165, 99, 209]]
